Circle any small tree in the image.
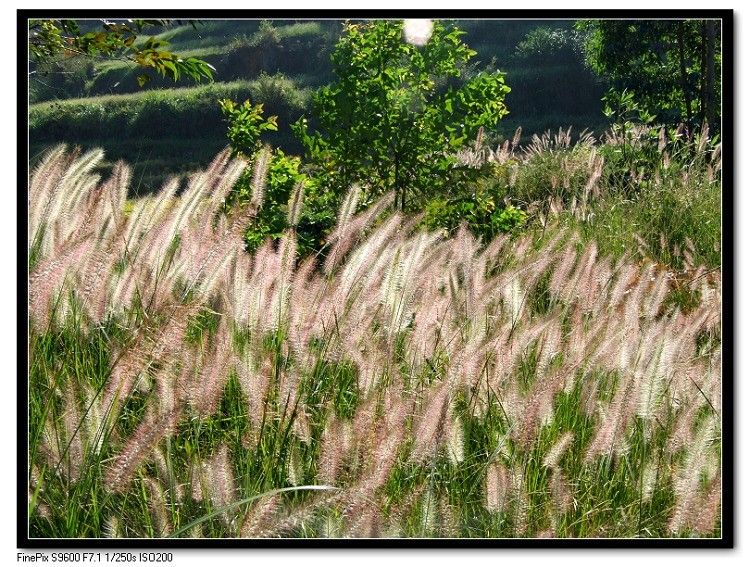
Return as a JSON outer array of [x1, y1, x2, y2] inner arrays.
[[293, 20, 511, 211]]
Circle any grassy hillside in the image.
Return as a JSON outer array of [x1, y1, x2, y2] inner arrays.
[[29, 19, 608, 192], [29, 77, 311, 193]]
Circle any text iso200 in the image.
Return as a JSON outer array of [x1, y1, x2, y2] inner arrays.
[[138, 553, 173, 563]]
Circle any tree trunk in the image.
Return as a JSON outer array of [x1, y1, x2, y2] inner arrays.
[[699, 21, 707, 126], [677, 22, 694, 137], [705, 20, 718, 136], [394, 152, 402, 211]]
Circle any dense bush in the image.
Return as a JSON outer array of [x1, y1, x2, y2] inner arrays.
[[421, 166, 528, 240], [514, 27, 586, 64]]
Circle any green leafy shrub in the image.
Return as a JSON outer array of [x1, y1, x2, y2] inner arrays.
[[422, 171, 527, 240], [219, 98, 279, 157], [219, 98, 332, 257]]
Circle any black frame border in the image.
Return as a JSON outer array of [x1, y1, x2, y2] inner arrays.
[[17, 8, 735, 550]]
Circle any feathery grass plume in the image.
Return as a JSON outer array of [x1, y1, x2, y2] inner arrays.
[[437, 496, 461, 538], [514, 370, 565, 449], [240, 494, 281, 538], [637, 333, 672, 420], [549, 467, 573, 517], [104, 409, 180, 493], [411, 380, 451, 462], [336, 183, 362, 236], [485, 461, 510, 513], [266, 493, 339, 538], [102, 337, 150, 420], [190, 320, 234, 418], [641, 459, 658, 503], [151, 359, 179, 417], [98, 161, 131, 238], [380, 245, 405, 329], [510, 461, 530, 535], [318, 417, 352, 485], [345, 498, 383, 538], [291, 406, 312, 445], [103, 516, 121, 539], [250, 145, 271, 209], [325, 195, 395, 280], [337, 212, 403, 301], [669, 417, 718, 534], [29, 144, 69, 240], [503, 276, 525, 326], [383, 232, 438, 337], [287, 180, 306, 227], [190, 457, 206, 503], [562, 240, 597, 305], [690, 475, 721, 535], [43, 149, 105, 253], [53, 176, 104, 255], [584, 373, 634, 462], [548, 243, 577, 299], [324, 198, 368, 274], [537, 318, 563, 372], [146, 152, 231, 268], [180, 218, 248, 301], [543, 432, 574, 469], [342, 395, 377, 476], [29, 238, 94, 328], [208, 444, 238, 530], [287, 442, 305, 486], [366, 417, 408, 492], [582, 152, 604, 202], [236, 354, 272, 429], [608, 262, 639, 308], [144, 477, 173, 537], [78, 246, 116, 322], [270, 230, 298, 331], [229, 252, 252, 324], [121, 178, 179, 258], [419, 484, 439, 536], [59, 387, 85, 483], [669, 372, 707, 450], [446, 411, 464, 465], [207, 158, 248, 213], [287, 255, 317, 341], [643, 270, 671, 320]]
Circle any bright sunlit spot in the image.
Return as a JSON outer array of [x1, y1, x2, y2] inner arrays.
[[403, 19, 434, 46]]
